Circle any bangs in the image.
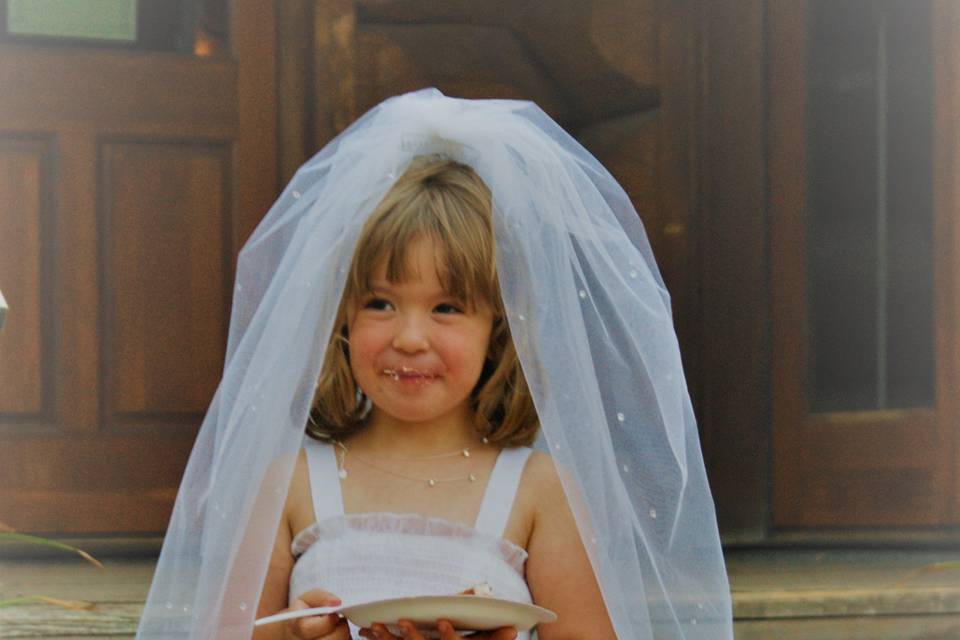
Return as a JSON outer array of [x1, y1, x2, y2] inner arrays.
[[346, 159, 500, 313]]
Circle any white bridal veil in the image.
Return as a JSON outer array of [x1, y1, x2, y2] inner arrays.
[[135, 89, 733, 639]]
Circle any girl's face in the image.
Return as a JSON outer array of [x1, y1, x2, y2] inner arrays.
[[348, 236, 494, 428]]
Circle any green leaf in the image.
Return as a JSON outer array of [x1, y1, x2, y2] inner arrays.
[[0, 595, 97, 610], [0, 532, 103, 569]]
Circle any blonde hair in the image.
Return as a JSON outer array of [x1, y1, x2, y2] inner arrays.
[[307, 156, 539, 446]]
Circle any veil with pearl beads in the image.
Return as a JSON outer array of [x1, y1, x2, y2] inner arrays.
[[135, 89, 733, 639]]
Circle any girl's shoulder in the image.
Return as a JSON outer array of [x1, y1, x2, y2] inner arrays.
[[516, 449, 581, 525], [513, 449, 565, 522], [520, 449, 561, 491]]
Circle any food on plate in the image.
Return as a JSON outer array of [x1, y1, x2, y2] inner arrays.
[[458, 582, 493, 597]]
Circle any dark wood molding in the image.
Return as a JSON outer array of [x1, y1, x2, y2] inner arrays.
[[232, 0, 279, 250], [933, 0, 960, 523], [697, 0, 769, 542], [277, 0, 314, 184], [768, 0, 807, 530]]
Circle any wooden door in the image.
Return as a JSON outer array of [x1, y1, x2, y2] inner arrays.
[[770, 0, 960, 528], [0, 1, 277, 535]]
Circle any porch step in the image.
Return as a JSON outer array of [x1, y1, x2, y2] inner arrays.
[[0, 558, 148, 639], [728, 549, 960, 639], [1, 550, 959, 638]]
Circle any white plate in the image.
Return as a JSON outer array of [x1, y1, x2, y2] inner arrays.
[[255, 595, 556, 632], [344, 595, 556, 631]]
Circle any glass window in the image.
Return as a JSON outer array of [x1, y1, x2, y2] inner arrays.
[[806, 0, 934, 412], [1, 0, 230, 57]]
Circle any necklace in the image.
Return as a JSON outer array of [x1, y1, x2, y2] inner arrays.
[[333, 439, 488, 487]]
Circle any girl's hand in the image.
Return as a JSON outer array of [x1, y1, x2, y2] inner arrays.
[[284, 589, 350, 640], [359, 619, 518, 640]]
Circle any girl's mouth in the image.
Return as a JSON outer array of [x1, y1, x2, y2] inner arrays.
[[382, 366, 438, 383]]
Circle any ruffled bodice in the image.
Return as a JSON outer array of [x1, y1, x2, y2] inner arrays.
[[289, 512, 532, 604], [288, 441, 534, 638]]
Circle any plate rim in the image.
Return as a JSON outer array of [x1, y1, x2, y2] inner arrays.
[[340, 594, 557, 627]]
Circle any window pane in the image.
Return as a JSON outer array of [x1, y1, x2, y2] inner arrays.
[[2, 0, 230, 57], [806, 0, 934, 413], [7, 0, 137, 42]]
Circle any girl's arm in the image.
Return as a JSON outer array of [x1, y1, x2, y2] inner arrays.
[[254, 450, 349, 640], [523, 453, 617, 640], [253, 492, 296, 640]]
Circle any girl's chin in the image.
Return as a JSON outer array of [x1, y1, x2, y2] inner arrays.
[[367, 397, 471, 426]]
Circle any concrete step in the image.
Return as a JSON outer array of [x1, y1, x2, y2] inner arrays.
[[0, 558, 148, 639], [728, 549, 960, 640], [1, 549, 959, 638]]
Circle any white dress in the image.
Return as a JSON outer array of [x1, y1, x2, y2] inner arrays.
[[289, 440, 535, 639]]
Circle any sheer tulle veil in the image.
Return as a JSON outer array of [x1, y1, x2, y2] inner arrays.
[[135, 89, 733, 639]]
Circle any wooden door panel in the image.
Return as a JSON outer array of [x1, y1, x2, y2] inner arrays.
[[0, 436, 193, 533], [802, 469, 939, 527], [797, 412, 943, 526], [0, 138, 47, 415], [103, 141, 229, 422]]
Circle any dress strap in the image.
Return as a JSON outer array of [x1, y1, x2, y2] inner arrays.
[[473, 447, 533, 538], [303, 439, 345, 521]]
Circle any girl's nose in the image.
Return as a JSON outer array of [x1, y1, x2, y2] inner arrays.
[[392, 315, 430, 353]]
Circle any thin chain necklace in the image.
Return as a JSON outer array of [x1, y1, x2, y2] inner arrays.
[[333, 439, 488, 487]]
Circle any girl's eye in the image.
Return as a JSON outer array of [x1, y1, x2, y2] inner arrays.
[[434, 303, 464, 314], [363, 298, 393, 311]]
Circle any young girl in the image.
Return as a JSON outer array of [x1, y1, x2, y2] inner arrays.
[[253, 156, 614, 640], [136, 90, 733, 640]]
